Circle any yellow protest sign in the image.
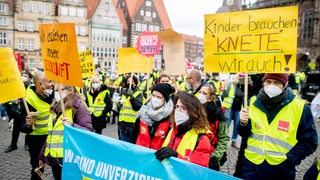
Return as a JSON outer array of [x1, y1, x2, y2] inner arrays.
[[118, 48, 153, 75], [79, 50, 95, 78], [204, 6, 298, 73], [156, 28, 185, 75], [0, 48, 26, 104], [39, 23, 83, 88]]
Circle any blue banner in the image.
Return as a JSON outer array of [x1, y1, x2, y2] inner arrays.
[[62, 125, 238, 180]]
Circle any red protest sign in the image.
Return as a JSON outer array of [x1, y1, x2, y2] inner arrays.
[[136, 31, 161, 57]]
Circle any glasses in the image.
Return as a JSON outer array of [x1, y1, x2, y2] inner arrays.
[[174, 104, 187, 112]]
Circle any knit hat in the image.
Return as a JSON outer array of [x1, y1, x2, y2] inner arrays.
[[151, 83, 175, 102], [263, 73, 289, 85]]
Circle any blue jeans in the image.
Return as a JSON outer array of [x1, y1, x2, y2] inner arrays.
[[225, 108, 240, 142], [0, 104, 7, 117]]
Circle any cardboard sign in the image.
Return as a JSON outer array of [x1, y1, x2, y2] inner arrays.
[[79, 50, 95, 78], [136, 31, 161, 57], [204, 6, 298, 73], [156, 29, 185, 75], [39, 23, 83, 88], [118, 48, 153, 74], [0, 48, 26, 103]]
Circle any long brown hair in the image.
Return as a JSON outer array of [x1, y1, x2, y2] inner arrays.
[[172, 92, 209, 132]]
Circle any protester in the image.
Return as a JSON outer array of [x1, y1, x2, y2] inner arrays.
[[130, 83, 175, 150], [155, 92, 213, 167], [197, 84, 229, 170], [85, 76, 112, 134], [117, 75, 143, 142], [239, 73, 318, 180], [156, 73, 170, 84], [185, 69, 206, 95], [222, 74, 244, 149], [20, 71, 54, 180], [39, 84, 93, 180], [4, 71, 33, 153]]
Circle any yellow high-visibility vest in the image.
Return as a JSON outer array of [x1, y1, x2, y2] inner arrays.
[[86, 90, 110, 117], [222, 84, 235, 108], [245, 96, 304, 165], [119, 90, 142, 123], [26, 87, 51, 135], [44, 109, 73, 158]]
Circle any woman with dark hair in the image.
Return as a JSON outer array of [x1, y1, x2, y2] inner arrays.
[[155, 92, 213, 167], [39, 84, 93, 180], [130, 83, 175, 150], [117, 75, 143, 142], [197, 84, 229, 171]]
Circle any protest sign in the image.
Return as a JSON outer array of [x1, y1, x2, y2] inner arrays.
[[204, 6, 298, 73], [0, 48, 26, 104], [156, 28, 185, 75], [39, 23, 83, 88], [136, 31, 161, 57], [118, 48, 153, 74], [62, 125, 238, 180], [79, 50, 95, 78]]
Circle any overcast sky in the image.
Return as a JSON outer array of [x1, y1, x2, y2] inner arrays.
[[163, 0, 224, 38]]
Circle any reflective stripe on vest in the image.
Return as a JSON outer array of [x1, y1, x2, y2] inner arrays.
[[222, 84, 235, 108], [26, 87, 51, 135], [87, 90, 109, 117], [119, 91, 142, 123], [44, 109, 73, 158], [245, 96, 304, 165], [163, 128, 210, 160]]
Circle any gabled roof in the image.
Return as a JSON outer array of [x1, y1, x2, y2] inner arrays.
[[153, 0, 171, 29], [54, 0, 101, 19], [181, 34, 203, 42], [125, 0, 144, 19], [116, 8, 128, 30]]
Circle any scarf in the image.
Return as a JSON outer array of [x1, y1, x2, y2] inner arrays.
[[258, 87, 288, 112], [137, 99, 173, 126]]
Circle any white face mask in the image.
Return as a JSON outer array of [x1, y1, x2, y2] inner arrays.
[[197, 93, 207, 104], [177, 77, 182, 82], [174, 110, 189, 126], [42, 84, 53, 97], [22, 76, 28, 83], [185, 82, 191, 90], [151, 97, 164, 109], [92, 82, 101, 89], [264, 85, 283, 98], [54, 91, 67, 102]]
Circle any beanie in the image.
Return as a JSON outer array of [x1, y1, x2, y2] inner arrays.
[[263, 73, 289, 86], [151, 83, 175, 102]]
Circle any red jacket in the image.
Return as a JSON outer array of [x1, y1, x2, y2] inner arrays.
[[166, 126, 213, 167], [136, 119, 171, 150]]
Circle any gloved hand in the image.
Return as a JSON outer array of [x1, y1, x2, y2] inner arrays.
[[127, 89, 133, 97], [119, 99, 125, 104], [155, 146, 178, 161], [208, 156, 219, 171]]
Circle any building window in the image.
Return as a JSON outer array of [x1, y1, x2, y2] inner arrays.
[[146, 1, 152, 7], [105, 2, 109, 12], [80, 26, 86, 36], [61, 7, 68, 16], [69, 8, 76, 16], [141, 23, 147, 32], [0, 17, 6, 25], [78, 9, 85, 17], [149, 24, 154, 32], [18, 39, 25, 50], [31, 3, 39, 13], [29, 59, 35, 68], [79, 43, 86, 51], [27, 39, 34, 50], [0, 32, 7, 45], [146, 11, 151, 17], [140, 10, 144, 16], [303, 10, 314, 39], [41, 4, 48, 14], [152, 12, 156, 18], [27, 21, 34, 32], [18, 20, 25, 31], [154, 26, 160, 32], [23, 2, 30, 12], [0, 3, 6, 13], [136, 23, 141, 31]]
